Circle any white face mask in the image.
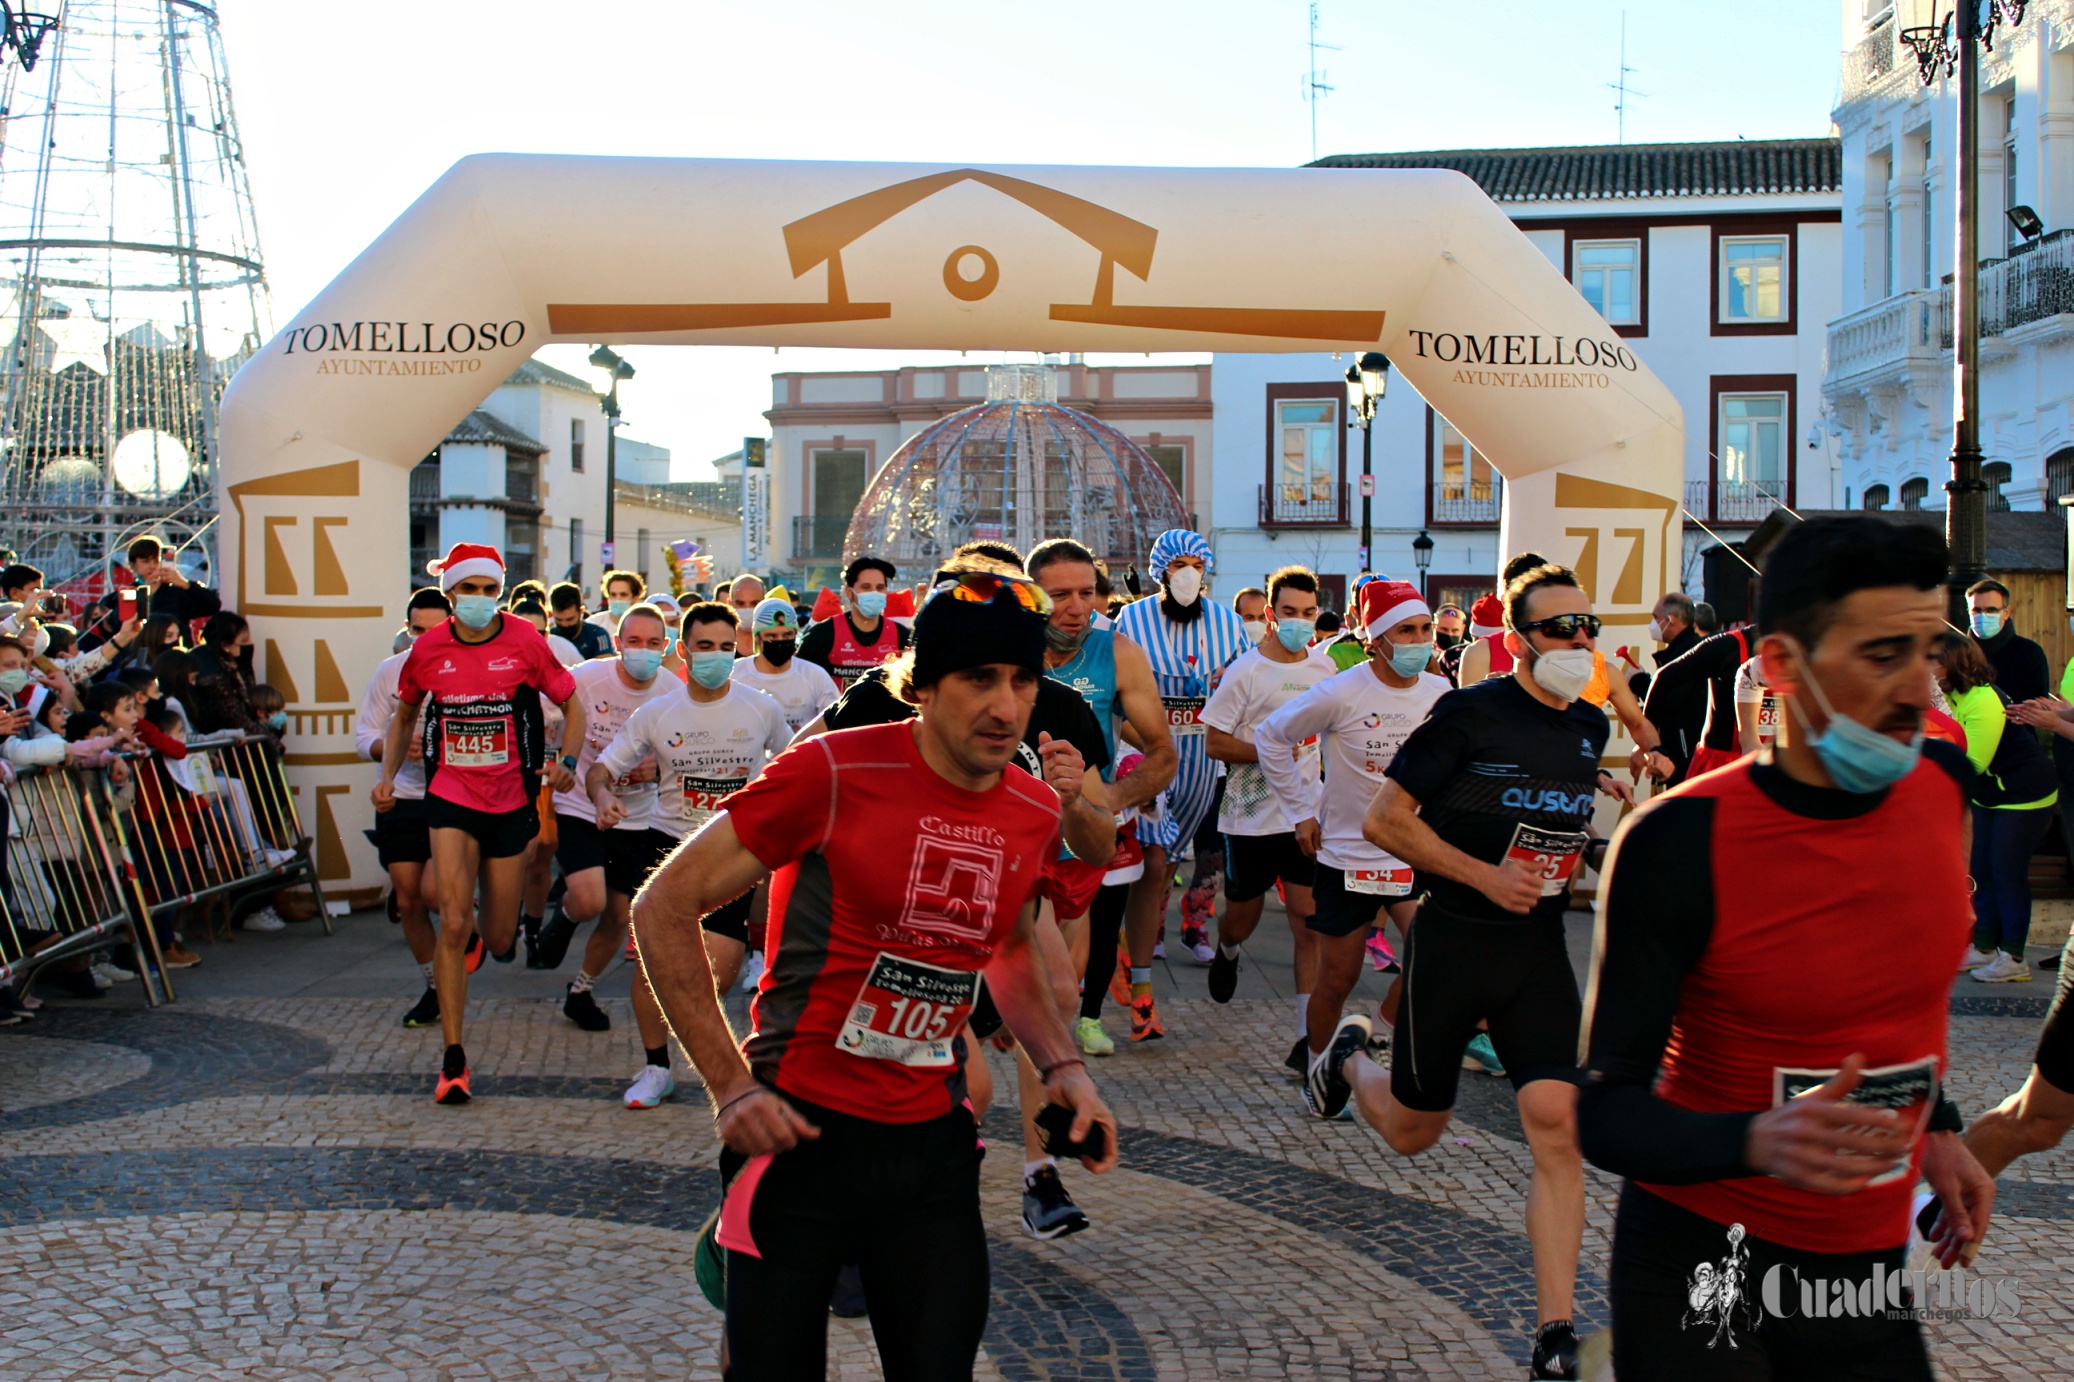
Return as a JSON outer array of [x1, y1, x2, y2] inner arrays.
[[1166, 567, 1203, 607], [1527, 645, 1596, 703], [1646, 619, 1664, 643], [1242, 619, 1269, 644]]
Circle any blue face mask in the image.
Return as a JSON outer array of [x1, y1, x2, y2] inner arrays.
[[854, 590, 887, 619], [608, 599, 631, 620], [1387, 640, 1435, 678], [621, 647, 663, 681], [689, 650, 735, 689], [453, 595, 499, 631], [1787, 640, 1922, 794], [1971, 611, 2002, 639], [665, 630, 679, 654], [265, 711, 288, 733], [1274, 619, 1314, 652]]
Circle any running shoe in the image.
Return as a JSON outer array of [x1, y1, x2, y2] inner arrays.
[[1151, 938, 1165, 960], [1021, 1164, 1091, 1240], [1074, 1015, 1115, 1057], [1365, 930, 1399, 972], [829, 1262, 868, 1319], [564, 984, 612, 1031], [434, 1048, 471, 1105], [1956, 944, 1999, 972], [1529, 1319, 1579, 1379], [1207, 943, 1240, 1003], [401, 987, 440, 1029], [738, 951, 766, 993], [1462, 1031, 1506, 1077], [624, 1064, 676, 1109], [94, 960, 137, 984], [1128, 992, 1164, 1041], [1972, 952, 2032, 983], [1180, 922, 1216, 964], [530, 913, 575, 971], [1284, 1036, 1310, 1078], [463, 930, 486, 974], [260, 847, 299, 870], [490, 934, 519, 964], [240, 906, 287, 933], [520, 913, 541, 967], [160, 944, 201, 970], [1107, 952, 1132, 1007], [1305, 1013, 1370, 1119]]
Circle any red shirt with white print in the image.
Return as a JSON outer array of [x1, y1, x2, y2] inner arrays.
[[396, 614, 576, 814]]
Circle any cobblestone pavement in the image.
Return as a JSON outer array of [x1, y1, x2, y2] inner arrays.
[[2, 912, 2070, 1380]]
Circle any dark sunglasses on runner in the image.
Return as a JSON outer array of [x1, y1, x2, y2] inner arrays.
[[1515, 613, 1602, 640], [924, 570, 1053, 617]]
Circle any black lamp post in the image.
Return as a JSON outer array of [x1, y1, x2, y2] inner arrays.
[[588, 345, 635, 552], [1344, 351, 1390, 574], [1902, 0, 2027, 619], [0, 4, 58, 71], [1412, 529, 1434, 601]]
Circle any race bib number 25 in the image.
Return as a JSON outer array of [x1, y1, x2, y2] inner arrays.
[[1505, 823, 1588, 897], [839, 952, 982, 1067]]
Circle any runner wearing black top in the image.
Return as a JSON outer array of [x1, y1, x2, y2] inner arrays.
[[1328, 562, 1607, 1379], [1581, 516, 1995, 1380], [1644, 625, 1758, 780]]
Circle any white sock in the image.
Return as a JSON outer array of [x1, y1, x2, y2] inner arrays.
[[419, 961, 435, 984], [571, 967, 601, 994], [1218, 941, 1240, 960], [1129, 966, 1152, 985], [1297, 995, 1311, 1036], [1023, 1157, 1056, 1185]]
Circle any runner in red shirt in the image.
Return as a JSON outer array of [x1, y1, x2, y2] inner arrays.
[[633, 569, 1117, 1382], [374, 543, 586, 1105]]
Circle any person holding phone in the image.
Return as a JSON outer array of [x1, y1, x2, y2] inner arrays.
[[122, 536, 219, 632]]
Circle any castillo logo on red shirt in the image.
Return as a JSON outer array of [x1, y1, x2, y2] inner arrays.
[[896, 817, 1005, 945]]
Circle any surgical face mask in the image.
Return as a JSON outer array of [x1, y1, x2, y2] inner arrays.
[[620, 647, 664, 681], [1646, 619, 1664, 643], [1165, 566, 1203, 607], [665, 629, 679, 654], [453, 595, 499, 631], [1043, 622, 1086, 656], [608, 598, 631, 620], [1387, 640, 1435, 678], [854, 590, 887, 619], [1784, 639, 1923, 794], [1971, 611, 2003, 639], [761, 637, 796, 666], [1526, 644, 1596, 702], [0, 668, 28, 696], [1242, 619, 1269, 644], [265, 711, 288, 733], [689, 650, 735, 689], [1274, 619, 1315, 653]]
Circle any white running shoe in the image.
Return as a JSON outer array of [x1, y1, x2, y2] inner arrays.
[[738, 952, 765, 993], [91, 961, 135, 986], [624, 1065, 676, 1109], [1956, 945, 2000, 973], [261, 847, 299, 870], [1971, 952, 2032, 983], [240, 907, 287, 933]]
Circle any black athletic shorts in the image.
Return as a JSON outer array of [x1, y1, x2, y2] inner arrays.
[[701, 890, 753, 945], [2035, 928, 2074, 1095], [1609, 1181, 1930, 1380], [718, 1094, 988, 1381], [1308, 864, 1410, 938], [1223, 831, 1314, 903], [555, 813, 674, 897], [1390, 897, 1582, 1111], [374, 796, 431, 868], [424, 794, 539, 860]]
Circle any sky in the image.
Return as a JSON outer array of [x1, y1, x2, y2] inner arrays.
[[218, 0, 1845, 479]]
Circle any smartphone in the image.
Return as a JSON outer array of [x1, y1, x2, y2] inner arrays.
[[1035, 1103, 1110, 1163], [117, 588, 138, 622]]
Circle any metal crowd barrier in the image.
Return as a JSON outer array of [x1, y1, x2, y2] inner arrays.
[[0, 730, 329, 1007]]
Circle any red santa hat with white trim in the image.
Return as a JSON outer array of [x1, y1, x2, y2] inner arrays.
[[426, 542, 505, 593], [1359, 578, 1430, 640]]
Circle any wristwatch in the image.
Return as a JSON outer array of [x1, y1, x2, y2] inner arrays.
[[559, 754, 579, 774]]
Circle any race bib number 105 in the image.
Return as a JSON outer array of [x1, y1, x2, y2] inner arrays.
[[838, 952, 982, 1067], [1505, 823, 1588, 897]]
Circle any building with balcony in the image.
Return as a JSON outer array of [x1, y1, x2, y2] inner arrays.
[[1826, 2, 2074, 520], [1214, 138, 1844, 610]]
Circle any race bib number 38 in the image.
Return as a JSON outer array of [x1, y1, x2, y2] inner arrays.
[[681, 776, 738, 826], [838, 952, 982, 1067], [1163, 696, 1207, 737], [1505, 823, 1588, 897], [1774, 1056, 1938, 1187], [443, 717, 512, 768]]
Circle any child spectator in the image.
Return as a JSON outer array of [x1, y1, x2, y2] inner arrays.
[[249, 682, 286, 737]]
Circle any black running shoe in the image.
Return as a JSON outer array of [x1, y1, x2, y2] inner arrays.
[[1530, 1320, 1578, 1379], [531, 912, 575, 970], [1020, 1164, 1091, 1240], [1284, 1035, 1309, 1078], [490, 936, 518, 964], [521, 913, 542, 968], [564, 984, 611, 1032], [401, 987, 440, 1028], [1207, 944, 1240, 1004], [829, 1262, 867, 1319], [1304, 1014, 1370, 1119]]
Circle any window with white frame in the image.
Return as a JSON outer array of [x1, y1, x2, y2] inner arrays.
[[2004, 96, 2020, 255], [1920, 130, 1935, 289], [1274, 398, 1339, 515], [1572, 239, 1641, 326], [1431, 415, 1502, 523], [1718, 394, 1786, 502], [1720, 236, 1789, 323]]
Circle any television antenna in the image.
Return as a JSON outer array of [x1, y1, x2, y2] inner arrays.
[[1606, 11, 1647, 145], [1303, 1, 1340, 163]]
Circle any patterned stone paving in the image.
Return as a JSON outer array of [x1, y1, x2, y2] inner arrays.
[[2, 913, 2071, 1380]]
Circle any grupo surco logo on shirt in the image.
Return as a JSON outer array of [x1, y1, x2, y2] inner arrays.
[[279, 319, 527, 377], [1403, 328, 1638, 391]]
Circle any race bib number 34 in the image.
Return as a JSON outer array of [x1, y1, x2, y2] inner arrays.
[[1164, 696, 1207, 737], [1505, 823, 1588, 897], [443, 718, 512, 768], [1345, 866, 1413, 897], [839, 953, 982, 1067]]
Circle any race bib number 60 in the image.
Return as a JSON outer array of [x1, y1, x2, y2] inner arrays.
[[839, 952, 982, 1067], [1505, 823, 1588, 897]]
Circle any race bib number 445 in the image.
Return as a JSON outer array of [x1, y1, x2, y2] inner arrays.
[[1505, 823, 1588, 897], [838, 952, 982, 1067], [443, 718, 512, 768]]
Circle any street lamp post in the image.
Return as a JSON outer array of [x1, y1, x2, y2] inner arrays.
[[1412, 528, 1434, 602], [1903, 0, 2027, 619], [1344, 352, 1390, 574], [588, 345, 636, 552]]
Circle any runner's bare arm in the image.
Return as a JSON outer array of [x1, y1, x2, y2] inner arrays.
[[1363, 778, 1542, 915], [372, 698, 420, 808], [787, 714, 830, 749], [1456, 638, 1490, 685], [1107, 634, 1176, 809], [1204, 726, 1257, 764], [1040, 732, 1117, 867], [984, 897, 1119, 1172], [548, 694, 586, 792]]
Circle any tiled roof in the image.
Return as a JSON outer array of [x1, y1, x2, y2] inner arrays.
[[501, 357, 596, 395], [1743, 508, 2065, 573], [1309, 138, 1841, 203], [445, 408, 546, 455]]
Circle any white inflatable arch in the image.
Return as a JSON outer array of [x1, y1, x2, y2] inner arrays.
[[218, 156, 1683, 897]]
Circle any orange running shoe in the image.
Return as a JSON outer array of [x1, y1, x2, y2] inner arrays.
[[1129, 992, 1164, 1042], [464, 931, 485, 975], [434, 1064, 471, 1105], [1108, 952, 1132, 1008]]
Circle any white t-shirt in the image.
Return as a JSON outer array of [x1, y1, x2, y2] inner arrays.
[[596, 683, 792, 839], [550, 658, 680, 829], [1200, 644, 1336, 835], [1732, 656, 1779, 749], [1255, 664, 1449, 873], [730, 656, 839, 734], [356, 651, 425, 800]]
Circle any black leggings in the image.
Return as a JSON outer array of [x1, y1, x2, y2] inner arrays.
[[1079, 882, 1130, 1021], [722, 1097, 989, 1382]]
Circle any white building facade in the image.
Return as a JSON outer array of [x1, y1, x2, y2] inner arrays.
[[1215, 140, 1843, 617], [1825, 1, 2074, 517]]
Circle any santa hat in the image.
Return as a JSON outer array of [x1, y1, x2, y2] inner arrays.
[[810, 586, 842, 621], [1469, 593, 1506, 638], [426, 542, 504, 593], [883, 587, 917, 619], [1359, 579, 1430, 640]]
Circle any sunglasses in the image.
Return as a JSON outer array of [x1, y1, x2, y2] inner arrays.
[[1516, 613, 1602, 640], [925, 571, 1053, 617]]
